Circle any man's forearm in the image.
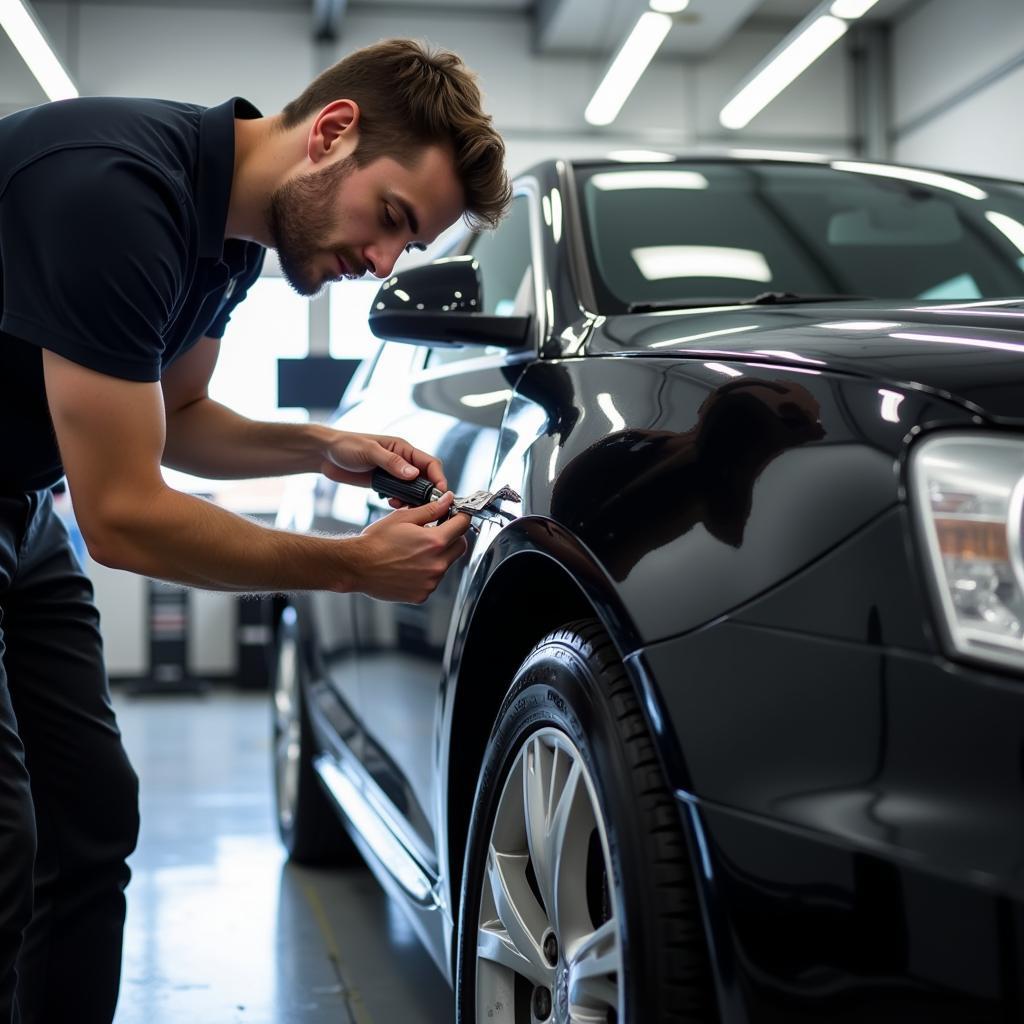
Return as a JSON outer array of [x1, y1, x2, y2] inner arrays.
[[163, 397, 333, 478], [94, 482, 357, 592]]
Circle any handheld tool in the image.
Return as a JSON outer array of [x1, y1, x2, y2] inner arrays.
[[371, 468, 521, 526]]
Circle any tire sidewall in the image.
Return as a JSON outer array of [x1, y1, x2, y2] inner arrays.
[[456, 638, 656, 1023]]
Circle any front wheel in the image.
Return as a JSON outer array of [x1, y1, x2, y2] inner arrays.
[[456, 619, 718, 1023]]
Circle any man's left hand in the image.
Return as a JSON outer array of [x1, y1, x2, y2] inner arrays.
[[320, 431, 448, 499]]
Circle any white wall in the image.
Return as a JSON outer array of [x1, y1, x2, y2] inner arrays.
[[892, 0, 1024, 178], [1, 1, 857, 174]]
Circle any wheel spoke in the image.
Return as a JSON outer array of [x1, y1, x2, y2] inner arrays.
[[523, 736, 565, 921], [569, 1005, 617, 1024], [549, 759, 591, 941], [477, 920, 551, 989], [569, 917, 620, 1014], [485, 845, 550, 984]]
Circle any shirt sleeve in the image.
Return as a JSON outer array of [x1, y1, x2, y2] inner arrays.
[[204, 243, 266, 340], [0, 146, 191, 382]]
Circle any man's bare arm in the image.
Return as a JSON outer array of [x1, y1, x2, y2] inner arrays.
[[44, 350, 468, 599], [160, 336, 446, 487]]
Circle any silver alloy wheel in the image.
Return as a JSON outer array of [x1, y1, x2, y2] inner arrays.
[[273, 633, 301, 834], [476, 727, 623, 1023]]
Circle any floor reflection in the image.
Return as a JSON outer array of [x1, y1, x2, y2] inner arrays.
[[111, 689, 454, 1024]]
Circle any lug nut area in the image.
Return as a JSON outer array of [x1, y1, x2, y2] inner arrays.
[[532, 985, 552, 1020], [542, 930, 559, 966]]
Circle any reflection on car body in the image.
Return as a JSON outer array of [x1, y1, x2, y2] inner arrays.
[[273, 155, 1024, 1023]]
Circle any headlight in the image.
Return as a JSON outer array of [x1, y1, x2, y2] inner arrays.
[[911, 433, 1024, 672]]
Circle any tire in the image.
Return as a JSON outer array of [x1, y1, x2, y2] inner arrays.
[[272, 608, 357, 865], [455, 619, 718, 1024]]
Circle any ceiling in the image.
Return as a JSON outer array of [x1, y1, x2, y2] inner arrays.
[[534, 0, 919, 56], [54, 0, 919, 53], [54, 0, 921, 48]]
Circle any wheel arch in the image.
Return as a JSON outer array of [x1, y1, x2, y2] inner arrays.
[[441, 518, 679, 964]]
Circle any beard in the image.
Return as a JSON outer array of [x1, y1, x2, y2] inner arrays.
[[266, 154, 358, 297]]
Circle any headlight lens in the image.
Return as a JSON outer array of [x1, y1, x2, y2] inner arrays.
[[911, 433, 1024, 671]]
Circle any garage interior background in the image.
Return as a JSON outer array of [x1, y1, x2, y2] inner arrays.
[[1, 0, 1022, 680]]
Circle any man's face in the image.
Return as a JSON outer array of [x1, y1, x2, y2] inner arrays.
[[267, 144, 465, 297]]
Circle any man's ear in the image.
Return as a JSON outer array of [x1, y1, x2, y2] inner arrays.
[[307, 99, 360, 164]]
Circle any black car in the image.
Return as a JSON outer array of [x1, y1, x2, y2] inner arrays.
[[272, 155, 1024, 1023]]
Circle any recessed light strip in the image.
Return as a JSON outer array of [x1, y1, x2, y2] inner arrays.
[[585, 11, 673, 127], [720, 15, 847, 130], [830, 0, 880, 17], [0, 0, 78, 101], [719, 0, 881, 132]]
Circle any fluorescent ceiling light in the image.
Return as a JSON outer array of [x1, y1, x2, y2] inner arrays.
[[985, 211, 1024, 255], [585, 12, 672, 127], [632, 245, 771, 282], [607, 149, 676, 162], [830, 160, 988, 200], [591, 170, 708, 191], [650, 0, 689, 12], [720, 15, 847, 130], [0, 0, 77, 101], [830, 0, 880, 17]]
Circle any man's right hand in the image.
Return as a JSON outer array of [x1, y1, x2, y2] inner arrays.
[[347, 492, 471, 603]]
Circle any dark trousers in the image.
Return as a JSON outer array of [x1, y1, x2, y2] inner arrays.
[[0, 490, 139, 1024]]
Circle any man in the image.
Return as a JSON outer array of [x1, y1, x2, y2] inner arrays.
[[0, 38, 511, 1023]]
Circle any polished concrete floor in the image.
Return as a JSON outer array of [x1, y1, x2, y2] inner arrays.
[[110, 688, 455, 1024]]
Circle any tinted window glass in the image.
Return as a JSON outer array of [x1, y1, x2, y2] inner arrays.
[[472, 194, 533, 317], [426, 194, 533, 369], [578, 162, 1024, 312]]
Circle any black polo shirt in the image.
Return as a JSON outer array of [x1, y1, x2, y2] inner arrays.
[[0, 95, 266, 492]]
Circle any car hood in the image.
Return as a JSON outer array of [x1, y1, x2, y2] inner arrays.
[[589, 299, 1024, 423]]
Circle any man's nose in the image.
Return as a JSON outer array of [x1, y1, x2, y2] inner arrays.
[[364, 240, 404, 279]]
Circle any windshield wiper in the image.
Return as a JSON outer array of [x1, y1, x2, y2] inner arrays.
[[628, 298, 747, 312], [628, 291, 867, 313], [744, 291, 868, 305]]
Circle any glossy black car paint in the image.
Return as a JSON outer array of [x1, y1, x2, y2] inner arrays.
[[281, 159, 1024, 1021]]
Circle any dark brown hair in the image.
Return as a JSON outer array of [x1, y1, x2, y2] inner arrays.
[[280, 38, 511, 229]]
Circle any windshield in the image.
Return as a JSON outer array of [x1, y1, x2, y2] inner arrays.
[[577, 161, 1024, 313]]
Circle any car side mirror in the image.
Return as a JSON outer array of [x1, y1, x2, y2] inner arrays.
[[367, 255, 531, 348]]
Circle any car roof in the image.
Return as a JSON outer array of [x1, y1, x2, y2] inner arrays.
[[515, 153, 1024, 192]]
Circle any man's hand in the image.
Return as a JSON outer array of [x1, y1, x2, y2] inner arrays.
[[348, 493, 471, 603], [320, 431, 447, 496]]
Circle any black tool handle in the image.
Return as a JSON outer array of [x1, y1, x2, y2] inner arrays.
[[371, 468, 439, 507]]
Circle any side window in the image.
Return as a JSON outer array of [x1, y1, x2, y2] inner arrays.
[[426, 194, 534, 369]]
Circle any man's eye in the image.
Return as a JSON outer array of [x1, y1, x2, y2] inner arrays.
[[405, 242, 427, 254], [383, 206, 396, 227]]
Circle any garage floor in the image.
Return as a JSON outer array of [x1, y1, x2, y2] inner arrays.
[[109, 688, 454, 1024]]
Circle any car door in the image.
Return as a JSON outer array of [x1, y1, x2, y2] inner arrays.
[[303, 341, 422, 757], [345, 187, 544, 862]]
